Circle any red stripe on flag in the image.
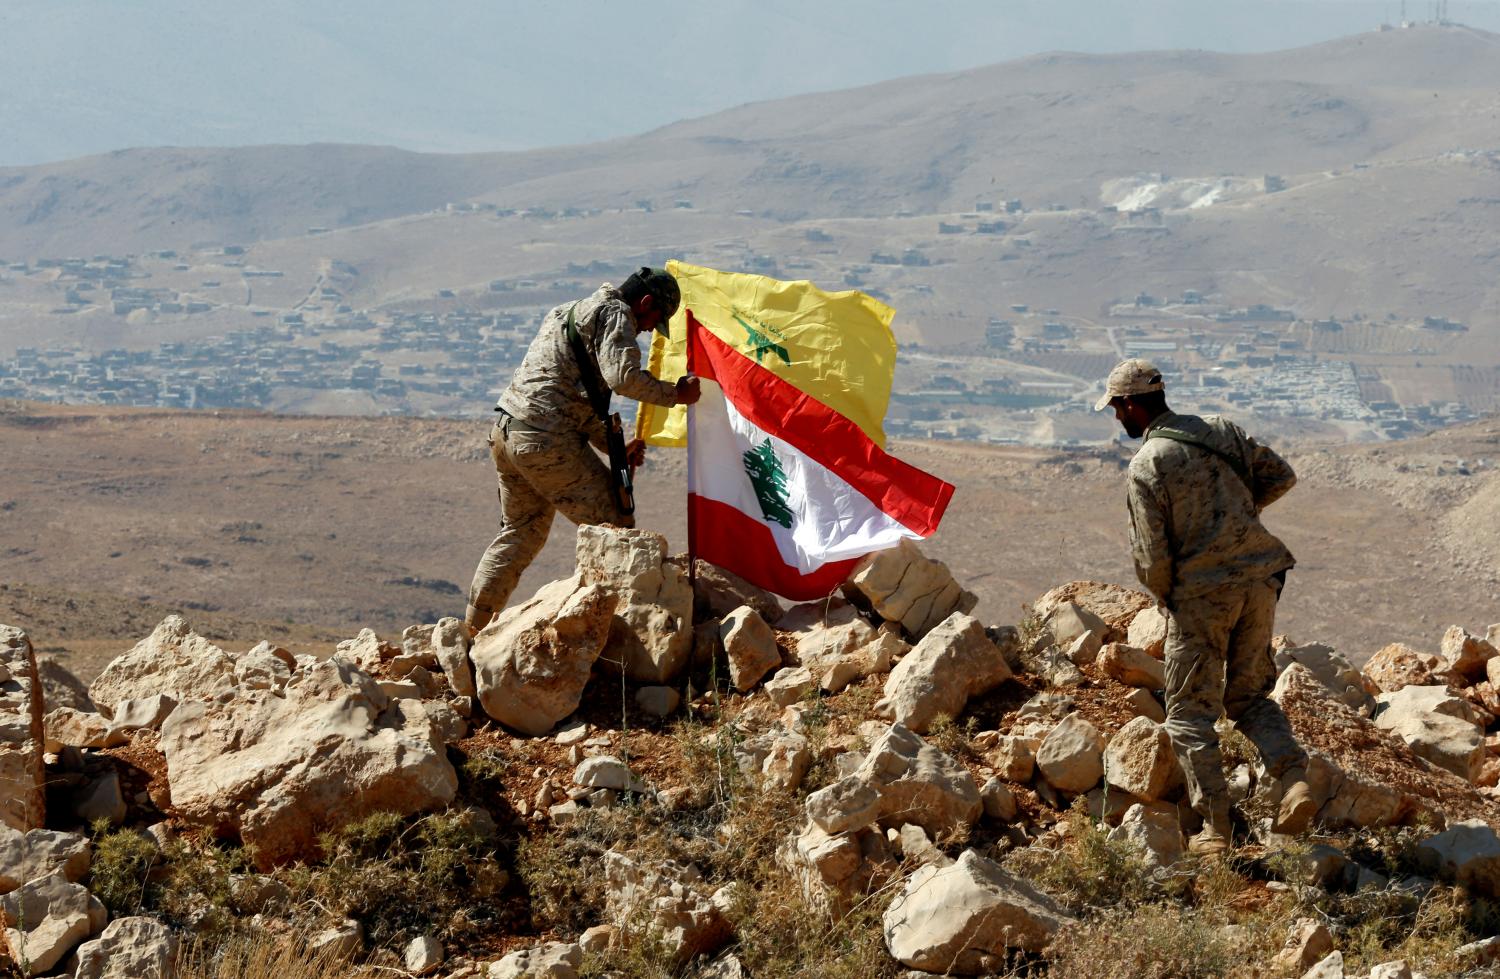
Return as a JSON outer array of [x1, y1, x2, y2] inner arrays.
[[691, 495, 861, 600], [687, 311, 953, 537]]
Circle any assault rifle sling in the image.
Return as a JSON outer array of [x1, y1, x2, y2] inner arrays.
[[564, 303, 635, 516]]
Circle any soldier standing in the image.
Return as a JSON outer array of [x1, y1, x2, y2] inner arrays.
[[1097, 359, 1315, 855], [464, 267, 701, 637]]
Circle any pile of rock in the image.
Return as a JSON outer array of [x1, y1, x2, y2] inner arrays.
[[5, 524, 1500, 978]]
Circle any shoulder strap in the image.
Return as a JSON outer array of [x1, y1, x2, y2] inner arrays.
[[1145, 427, 1253, 491], [565, 303, 611, 421]]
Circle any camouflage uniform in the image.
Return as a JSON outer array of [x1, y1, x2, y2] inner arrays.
[[1126, 411, 1305, 824], [466, 284, 677, 624]]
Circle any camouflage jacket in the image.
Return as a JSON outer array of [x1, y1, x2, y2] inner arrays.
[[496, 284, 678, 438], [1126, 411, 1297, 605]]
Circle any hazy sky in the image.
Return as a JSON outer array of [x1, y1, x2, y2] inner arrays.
[[3, 0, 1498, 167]]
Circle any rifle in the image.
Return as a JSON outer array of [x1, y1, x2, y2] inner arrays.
[[565, 304, 635, 516]]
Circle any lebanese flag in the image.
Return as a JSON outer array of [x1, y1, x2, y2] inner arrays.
[[687, 312, 954, 600]]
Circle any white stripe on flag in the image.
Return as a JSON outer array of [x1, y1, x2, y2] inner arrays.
[[689, 379, 921, 573]]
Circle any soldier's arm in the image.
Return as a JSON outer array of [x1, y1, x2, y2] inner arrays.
[[595, 307, 678, 405], [1127, 469, 1173, 603], [1248, 437, 1297, 510]]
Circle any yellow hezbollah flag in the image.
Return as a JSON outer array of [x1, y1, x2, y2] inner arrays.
[[637, 261, 898, 447]]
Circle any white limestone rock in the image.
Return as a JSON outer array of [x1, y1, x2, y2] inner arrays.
[[980, 777, 1018, 821], [160, 658, 457, 869], [43, 707, 127, 753], [0, 625, 45, 832], [806, 776, 882, 834], [403, 934, 444, 976], [88, 615, 235, 715], [603, 851, 730, 963], [1126, 606, 1168, 658], [432, 617, 476, 699], [733, 725, 810, 792], [1036, 715, 1105, 794], [844, 540, 977, 640], [1123, 687, 1167, 723], [1373, 685, 1485, 783], [720, 606, 781, 692], [764, 666, 816, 707], [73, 915, 180, 979], [853, 724, 981, 837], [873, 613, 1011, 734], [110, 694, 178, 733], [1107, 802, 1184, 871], [1098, 642, 1165, 689], [986, 735, 1037, 783], [1273, 640, 1376, 715], [883, 850, 1075, 971], [489, 941, 582, 978], [1440, 625, 1497, 682], [573, 756, 648, 794], [1104, 716, 1183, 802], [0, 872, 107, 974], [0, 826, 90, 894], [1415, 819, 1500, 897], [471, 577, 618, 736], [576, 526, 693, 683], [634, 685, 680, 717]]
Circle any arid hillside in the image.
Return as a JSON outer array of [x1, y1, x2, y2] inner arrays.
[[2, 399, 1494, 681]]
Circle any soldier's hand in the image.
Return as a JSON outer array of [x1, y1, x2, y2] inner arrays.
[[675, 374, 702, 405], [626, 438, 647, 467]]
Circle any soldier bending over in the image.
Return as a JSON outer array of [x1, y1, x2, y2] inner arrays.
[[1098, 358, 1316, 855]]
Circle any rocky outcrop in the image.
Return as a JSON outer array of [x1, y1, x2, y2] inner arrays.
[[0, 872, 107, 974], [1373, 685, 1484, 782], [160, 658, 457, 869], [1274, 640, 1377, 715], [874, 613, 1011, 733], [74, 915, 179, 979], [883, 850, 1074, 972], [1440, 626, 1497, 682], [577, 526, 693, 683], [603, 851, 731, 963], [1126, 606, 1168, 658], [87, 615, 235, 715], [1363, 643, 1445, 694], [0, 826, 90, 894], [1032, 581, 1153, 642], [1416, 819, 1500, 897], [471, 577, 618, 736], [1274, 663, 1497, 827], [778, 601, 902, 693], [843, 540, 976, 639], [0, 625, 45, 832], [853, 724, 981, 836]]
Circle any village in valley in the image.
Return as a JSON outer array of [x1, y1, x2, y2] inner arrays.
[[0, 186, 1492, 448]]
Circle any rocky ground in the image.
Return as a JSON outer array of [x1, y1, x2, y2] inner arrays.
[[4, 528, 1500, 978]]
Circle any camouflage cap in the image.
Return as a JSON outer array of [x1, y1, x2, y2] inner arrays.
[[1093, 358, 1166, 410], [624, 266, 680, 336]]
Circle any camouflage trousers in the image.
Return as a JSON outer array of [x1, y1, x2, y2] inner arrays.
[[1163, 574, 1307, 823], [466, 417, 632, 628]]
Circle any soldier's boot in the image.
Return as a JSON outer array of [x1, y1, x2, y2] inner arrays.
[[1275, 768, 1317, 835], [1188, 809, 1232, 857]]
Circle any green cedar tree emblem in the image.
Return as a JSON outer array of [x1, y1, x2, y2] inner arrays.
[[732, 313, 792, 365], [743, 438, 795, 529]]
